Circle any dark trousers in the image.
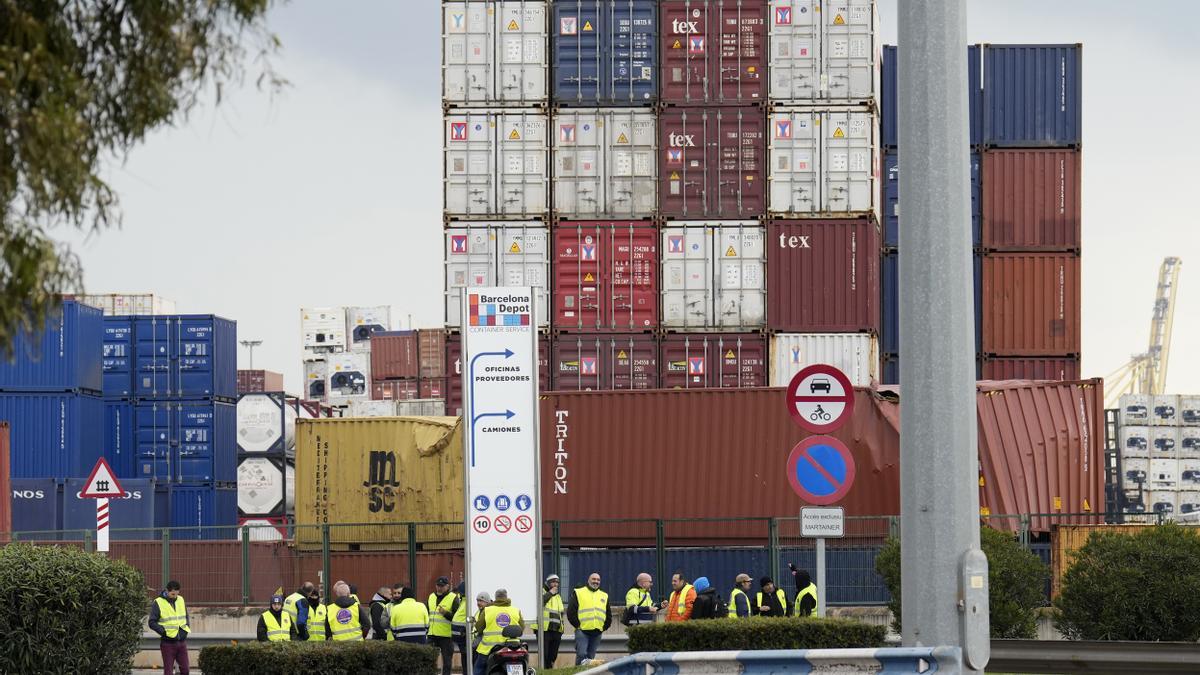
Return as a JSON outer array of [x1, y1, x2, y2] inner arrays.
[[160, 640, 190, 675], [431, 635, 455, 675], [543, 630, 563, 669], [454, 635, 469, 674]]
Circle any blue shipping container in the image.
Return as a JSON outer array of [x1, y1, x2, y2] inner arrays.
[[133, 315, 237, 400], [983, 44, 1082, 147], [883, 151, 981, 248], [0, 393, 103, 479], [552, 0, 658, 105], [102, 317, 134, 397], [880, 251, 981, 354], [10, 478, 61, 535], [878, 353, 982, 386], [133, 400, 236, 484], [0, 301, 102, 394], [882, 45, 981, 148], [103, 399, 135, 479], [62, 478, 162, 539], [169, 484, 238, 540]]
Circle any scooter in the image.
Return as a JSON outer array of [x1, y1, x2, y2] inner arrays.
[[485, 624, 533, 675]]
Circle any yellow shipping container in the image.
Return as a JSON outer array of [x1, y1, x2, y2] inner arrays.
[[1050, 523, 1200, 597], [295, 416, 465, 548]]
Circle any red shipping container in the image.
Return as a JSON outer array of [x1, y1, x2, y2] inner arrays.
[[982, 253, 1081, 356], [237, 370, 284, 393], [419, 378, 446, 400], [767, 219, 880, 332], [551, 334, 659, 391], [660, 333, 767, 389], [982, 149, 1081, 251], [372, 379, 419, 401], [660, 0, 768, 105], [981, 357, 1080, 381], [417, 329, 447, 379], [371, 332, 419, 380], [553, 221, 658, 333], [659, 107, 766, 218], [446, 334, 550, 416]]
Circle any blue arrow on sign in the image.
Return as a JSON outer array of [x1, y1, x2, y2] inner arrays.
[[468, 348, 516, 467]]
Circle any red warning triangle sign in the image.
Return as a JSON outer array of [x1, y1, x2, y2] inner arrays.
[[80, 457, 125, 498]]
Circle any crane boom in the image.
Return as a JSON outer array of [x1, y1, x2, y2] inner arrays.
[[1103, 257, 1182, 408]]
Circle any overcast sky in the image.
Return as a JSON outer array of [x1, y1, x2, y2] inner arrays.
[[59, 0, 1200, 395]]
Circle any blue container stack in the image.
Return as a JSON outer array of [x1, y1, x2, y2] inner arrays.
[[102, 314, 238, 539]]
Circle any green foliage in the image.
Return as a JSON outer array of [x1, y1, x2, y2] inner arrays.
[[875, 526, 1049, 638], [627, 616, 886, 653], [0, 543, 145, 674], [0, 0, 281, 353], [1054, 523, 1200, 641], [198, 641, 440, 675]]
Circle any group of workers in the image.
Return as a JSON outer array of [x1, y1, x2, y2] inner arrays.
[[146, 564, 817, 674]]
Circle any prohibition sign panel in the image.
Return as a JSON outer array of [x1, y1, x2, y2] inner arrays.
[[786, 364, 856, 434], [787, 436, 857, 505]]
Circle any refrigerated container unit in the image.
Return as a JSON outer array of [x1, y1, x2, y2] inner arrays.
[[883, 150, 981, 249], [766, 218, 880, 333], [880, 250, 981, 355], [881, 44, 981, 148], [658, 107, 766, 219], [1118, 394, 1151, 427], [168, 483, 238, 540], [0, 300, 102, 394], [71, 293, 177, 317], [446, 333, 550, 415], [237, 456, 293, 517], [659, 333, 767, 389], [1181, 397, 1200, 427], [133, 399, 237, 484], [236, 392, 296, 456], [659, 0, 767, 106], [441, 0, 548, 107], [767, 106, 881, 222], [660, 221, 766, 331], [301, 307, 347, 355], [981, 253, 1080, 356], [303, 360, 327, 401], [981, 149, 1080, 251], [237, 369, 284, 394], [551, 0, 658, 106], [1149, 428, 1178, 459], [983, 44, 1082, 148], [0, 393, 103, 479], [444, 223, 550, 328], [551, 333, 659, 391], [129, 315, 238, 401], [346, 306, 392, 352], [553, 220, 658, 332], [769, 333, 877, 388], [1151, 395, 1180, 427], [551, 108, 657, 218], [444, 109, 549, 219], [325, 352, 371, 407], [768, 0, 880, 106], [1120, 426, 1150, 460]]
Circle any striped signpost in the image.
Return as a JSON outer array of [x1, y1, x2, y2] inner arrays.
[[80, 458, 124, 553]]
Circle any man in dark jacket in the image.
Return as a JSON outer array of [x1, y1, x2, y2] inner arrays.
[[755, 576, 789, 617], [369, 586, 394, 640], [790, 564, 818, 618], [325, 580, 371, 640], [451, 581, 470, 675], [690, 577, 721, 619], [148, 580, 191, 674], [567, 572, 611, 665], [257, 594, 298, 641], [540, 574, 564, 669]]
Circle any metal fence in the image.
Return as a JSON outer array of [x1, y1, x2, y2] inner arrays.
[[1, 512, 1158, 607]]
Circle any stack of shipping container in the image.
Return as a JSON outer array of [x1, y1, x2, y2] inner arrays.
[[879, 44, 1082, 382], [1118, 394, 1200, 518]]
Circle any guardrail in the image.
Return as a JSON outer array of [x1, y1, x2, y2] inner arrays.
[[582, 648, 960, 673]]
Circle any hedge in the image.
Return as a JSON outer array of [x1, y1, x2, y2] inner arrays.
[[627, 617, 886, 652], [198, 641, 439, 674], [0, 543, 145, 674]]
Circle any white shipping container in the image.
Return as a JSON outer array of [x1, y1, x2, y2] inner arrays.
[[1148, 490, 1177, 517], [661, 221, 766, 330], [1150, 458, 1178, 489], [75, 293, 177, 316], [303, 361, 327, 402], [236, 393, 297, 454], [1119, 426, 1150, 459], [346, 306, 392, 352], [1182, 459, 1200, 488], [395, 399, 448, 417], [1119, 394, 1151, 426], [1150, 427, 1179, 459], [768, 107, 880, 219], [444, 223, 549, 328], [348, 400, 402, 418], [1151, 394, 1181, 426], [768, 0, 880, 104], [769, 333, 878, 387], [237, 457, 295, 516], [241, 518, 286, 542], [442, 1, 548, 105], [1180, 396, 1200, 426], [444, 110, 548, 217], [552, 108, 657, 218], [301, 307, 347, 352], [325, 352, 371, 406], [1178, 491, 1200, 519], [1121, 457, 1149, 490], [1180, 428, 1200, 459]]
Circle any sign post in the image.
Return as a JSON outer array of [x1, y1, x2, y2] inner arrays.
[[80, 457, 124, 553], [461, 287, 541, 673], [785, 364, 856, 618]]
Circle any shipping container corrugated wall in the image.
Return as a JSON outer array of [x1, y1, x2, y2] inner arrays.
[[767, 107, 881, 220], [130, 315, 238, 401], [768, 0, 880, 105], [880, 250, 981, 355], [983, 44, 1082, 148], [104, 399, 135, 478], [551, 109, 658, 218], [553, 221, 659, 332], [659, 0, 767, 105], [881, 44, 981, 147], [442, 1, 549, 106], [551, 0, 658, 106], [551, 333, 659, 390], [767, 219, 880, 332], [371, 332, 420, 380], [980, 357, 1080, 382], [132, 400, 237, 484], [169, 484, 238, 540], [982, 149, 1081, 251], [0, 393, 104, 479], [443, 110, 550, 218], [769, 333, 878, 388], [0, 301, 103, 394], [981, 253, 1081, 356], [659, 333, 767, 389], [237, 370, 284, 394], [661, 221, 766, 331], [883, 150, 981, 249], [102, 317, 135, 397], [659, 107, 766, 218]]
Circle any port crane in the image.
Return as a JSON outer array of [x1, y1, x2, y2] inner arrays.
[[1104, 257, 1182, 407]]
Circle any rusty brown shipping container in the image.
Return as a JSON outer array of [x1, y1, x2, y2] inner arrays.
[[982, 149, 1081, 251], [552, 333, 660, 391], [767, 219, 880, 332], [237, 370, 284, 393], [371, 331, 419, 380], [419, 378, 445, 400], [660, 333, 767, 389], [982, 253, 1081, 356], [418, 329, 447, 379], [372, 379, 419, 401], [660, 0, 768, 105], [0, 423, 10, 539], [981, 357, 1080, 381], [446, 333, 550, 416], [659, 107, 766, 218]]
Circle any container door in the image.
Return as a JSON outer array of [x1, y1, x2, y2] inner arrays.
[[552, 2, 603, 104], [445, 226, 496, 327], [176, 316, 216, 398], [715, 1, 767, 103], [553, 335, 602, 391], [497, 224, 550, 328], [661, 335, 711, 389], [821, 0, 877, 103], [659, 109, 708, 216], [710, 107, 765, 218], [768, 0, 819, 101], [607, 110, 657, 217], [554, 222, 604, 330], [608, 223, 658, 331], [553, 110, 602, 217], [496, 111, 548, 216], [661, 1, 711, 103], [444, 112, 494, 216], [496, 1, 547, 102], [442, 2, 493, 103], [102, 318, 134, 397], [661, 224, 713, 328], [768, 109, 817, 214], [134, 318, 171, 398], [822, 109, 877, 215], [714, 223, 766, 329], [135, 402, 173, 483], [609, 0, 657, 104], [607, 335, 658, 390], [714, 334, 768, 388], [104, 400, 135, 479]]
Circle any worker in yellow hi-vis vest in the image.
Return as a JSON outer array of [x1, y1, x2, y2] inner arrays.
[[149, 580, 191, 675], [257, 594, 297, 641]]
